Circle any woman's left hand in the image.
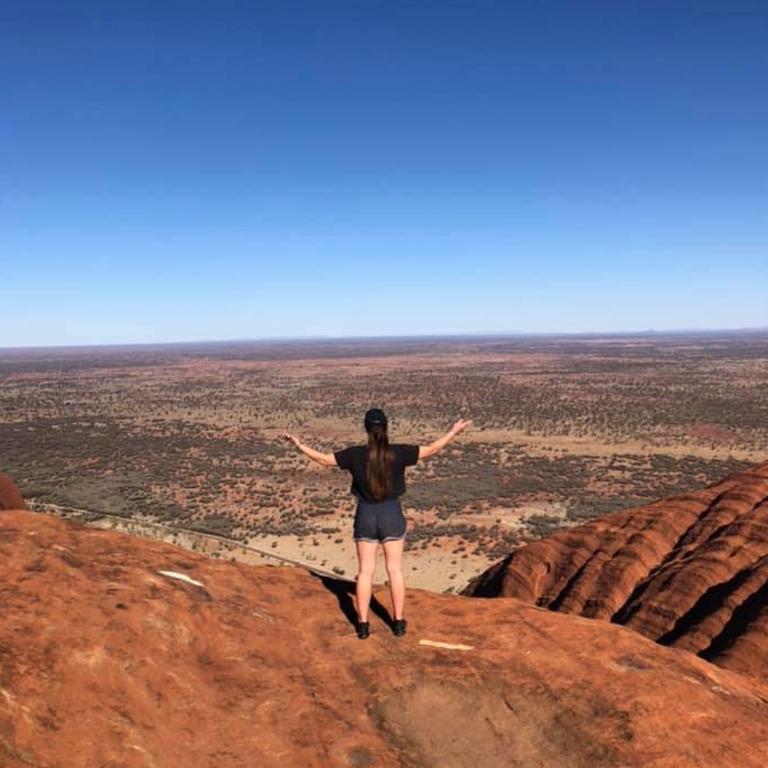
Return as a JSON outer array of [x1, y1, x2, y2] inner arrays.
[[280, 431, 301, 448]]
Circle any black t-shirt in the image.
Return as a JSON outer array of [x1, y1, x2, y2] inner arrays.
[[334, 443, 420, 502]]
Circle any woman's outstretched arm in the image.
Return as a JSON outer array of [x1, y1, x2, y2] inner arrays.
[[280, 432, 337, 467], [418, 418, 473, 460]]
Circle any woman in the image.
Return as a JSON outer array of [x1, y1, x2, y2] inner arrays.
[[281, 408, 472, 639]]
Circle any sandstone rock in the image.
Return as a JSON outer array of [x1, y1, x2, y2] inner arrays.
[[0, 473, 25, 511], [465, 462, 768, 683], [2, 508, 768, 767]]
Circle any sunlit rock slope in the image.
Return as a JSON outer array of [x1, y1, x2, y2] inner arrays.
[[2, 478, 768, 766]]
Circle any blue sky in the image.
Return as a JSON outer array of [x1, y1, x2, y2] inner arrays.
[[2, 1, 766, 346]]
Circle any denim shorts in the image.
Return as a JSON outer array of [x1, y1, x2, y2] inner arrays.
[[353, 498, 407, 542]]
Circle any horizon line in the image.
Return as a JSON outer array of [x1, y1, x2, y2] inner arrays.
[[2, 325, 768, 353]]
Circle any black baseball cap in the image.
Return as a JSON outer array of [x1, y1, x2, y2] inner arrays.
[[364, 408, 388, 430]]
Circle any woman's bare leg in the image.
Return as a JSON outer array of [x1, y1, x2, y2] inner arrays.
[[354, 540, 379, 622], [382, 538, 406, 620]]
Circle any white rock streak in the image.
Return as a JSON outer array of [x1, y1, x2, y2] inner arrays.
[[418, 639, 474, 651], [158, 570, 205, 588]]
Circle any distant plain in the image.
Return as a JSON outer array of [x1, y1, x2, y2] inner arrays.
[[1, 332, 766, 591]]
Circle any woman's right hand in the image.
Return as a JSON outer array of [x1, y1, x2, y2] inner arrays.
[[450, 418, 473, 435]]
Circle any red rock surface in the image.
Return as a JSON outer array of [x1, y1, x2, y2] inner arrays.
[[0, 473, 25, 511], [465, 461, 768, 683], [2, 508, 768, 767]]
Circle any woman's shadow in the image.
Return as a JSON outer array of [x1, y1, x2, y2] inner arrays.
[[313, 573, 393, 629]]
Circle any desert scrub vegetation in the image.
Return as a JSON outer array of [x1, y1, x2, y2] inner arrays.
[[2, 332, 765, 559]]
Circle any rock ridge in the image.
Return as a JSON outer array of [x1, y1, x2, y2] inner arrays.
[[465, 461, 768, 683]]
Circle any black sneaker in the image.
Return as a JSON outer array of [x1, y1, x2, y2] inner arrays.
[[356, 620, 370, 639], [393, 618, 407, 637]]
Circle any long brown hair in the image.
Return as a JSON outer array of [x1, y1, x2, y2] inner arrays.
[[366, 423, 393, 501]]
